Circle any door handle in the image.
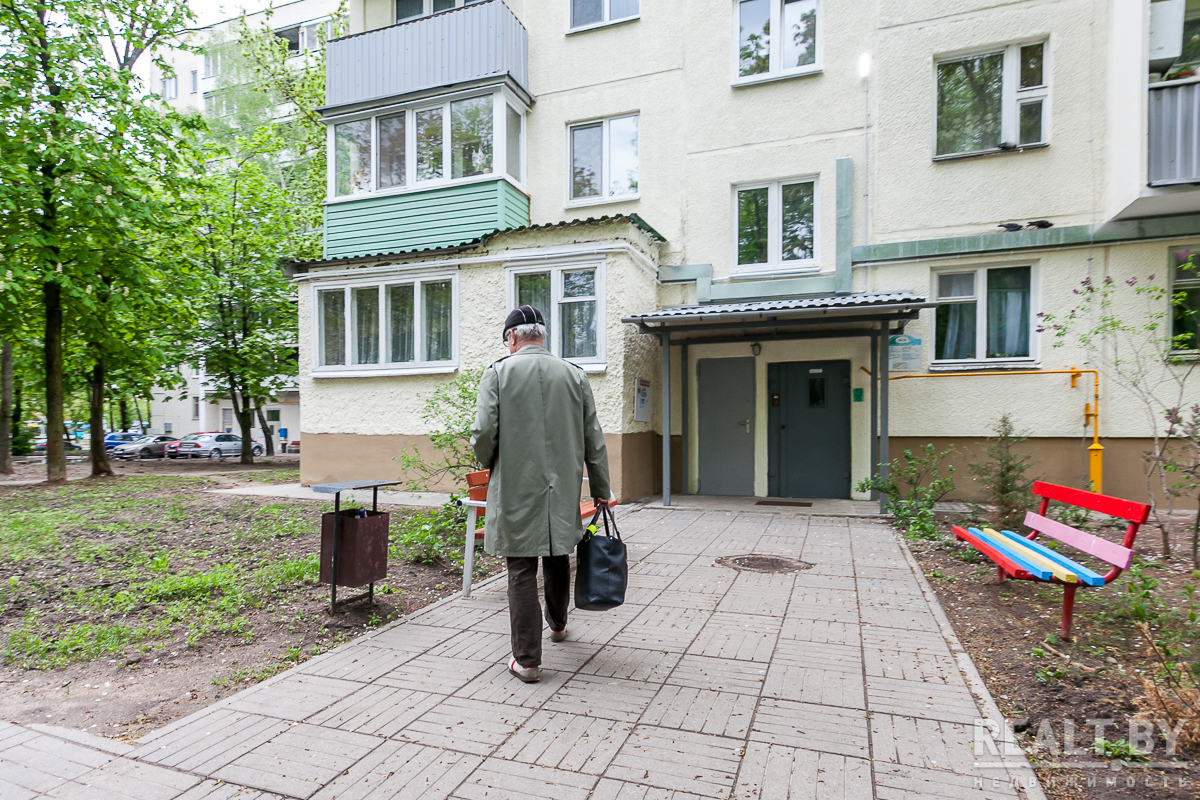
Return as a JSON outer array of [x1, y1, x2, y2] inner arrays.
[[738, 419, 751, 433]]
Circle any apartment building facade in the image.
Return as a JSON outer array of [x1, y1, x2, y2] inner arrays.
[[296, 0, 1200, 503]]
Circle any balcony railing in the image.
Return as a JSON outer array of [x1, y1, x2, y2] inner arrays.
[[1149, 77, 1200, 186], [324, 0, 529, 111]]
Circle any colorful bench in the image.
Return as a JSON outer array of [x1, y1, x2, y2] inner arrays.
[[952, 481, 1151, 641], [457, 470, 615, 598]]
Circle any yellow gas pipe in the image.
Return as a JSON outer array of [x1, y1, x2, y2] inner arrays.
[[860, 368, 1103, 493]]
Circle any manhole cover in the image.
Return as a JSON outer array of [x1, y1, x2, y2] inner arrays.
[[715, 554, 813, 573]]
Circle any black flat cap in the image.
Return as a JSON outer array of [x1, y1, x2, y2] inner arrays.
[[502, 305, 545, 341]]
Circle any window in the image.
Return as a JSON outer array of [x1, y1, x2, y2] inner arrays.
[[191, 397, 200, 420], [329, 91, 523, 198], [161, 76, 177, 100], [164, 423, 173, 434], [735, 179, 815, 271], [315, 277, 457, 372], [266, 410, 281, 422], [397, 0, 485, 23], [276, 26, 301, 54], [934, 266, 1033, 362], [569, 114, 638, 202], [203, 94, 215, 115], [1170, 248, 1200, 351], [736, 0, 819, 81], [570, 0, 639, 30], [276, 21, 329, 55], [510, 266, 604, 364], [190, 70, 198, 94], [203, 54, 216, 79], [936, 42, 1048, 157]]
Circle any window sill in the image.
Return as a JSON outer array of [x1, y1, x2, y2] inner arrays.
[[927, 359, 1038, 373], [727, 265, 821, 281], [311, 364, 459, 378], [1168, 350, 1200, 362], [572, 362, 607, 373], [566, 16, 638, 35], [566, 194, 639, 210], [732, 66, 822, 89], [932, 142, 1049, 163]]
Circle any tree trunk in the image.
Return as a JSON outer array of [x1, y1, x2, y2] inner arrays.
[[132, 396, 143, 432], [255, 404, 275, 457], [107, 393, 114, 434], [119, 397, 130, 431], [0, 339, 13, 474], [236, 406, 254, 464], [88, 358, 113, 477], [44, 281, 65, 483]]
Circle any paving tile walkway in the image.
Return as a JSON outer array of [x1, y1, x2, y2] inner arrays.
[[2, 507, 1043, 800]]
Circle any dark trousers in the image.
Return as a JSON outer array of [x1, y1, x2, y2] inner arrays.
[[506, 555, 570, 668]]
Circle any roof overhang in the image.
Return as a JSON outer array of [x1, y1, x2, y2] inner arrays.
[[621, 291, 937, 344]]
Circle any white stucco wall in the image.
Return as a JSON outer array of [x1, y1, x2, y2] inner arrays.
[[298, 223, 662, 437]]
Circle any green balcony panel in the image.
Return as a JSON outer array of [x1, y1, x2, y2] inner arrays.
[[323, 179, 530, 260]]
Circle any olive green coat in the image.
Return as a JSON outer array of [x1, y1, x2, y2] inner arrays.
[[470, 344, 611, 558]]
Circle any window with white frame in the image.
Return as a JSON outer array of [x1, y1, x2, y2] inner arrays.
[[315, 276, 457, 371], [203, 54, 216, 79], [936, 42, 1047, 157], [934, 266, 1033, 362], [397, 0, 485, 23], [331, 90, 525, 198], [570, 0, 639, 30], [736, 0, 819, 81], [191, 396, 200, 420], [1170, 247, 1200, 351], [510, 266, 604, 363], [735, 179, 815, 271], [161, 76, 177, 100], [190, 70, 198, 94], [569, 115, 638, 202]]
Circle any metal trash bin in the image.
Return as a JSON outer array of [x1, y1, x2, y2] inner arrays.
[[319, 509, 389, 588], [311, 480, 401, 612]]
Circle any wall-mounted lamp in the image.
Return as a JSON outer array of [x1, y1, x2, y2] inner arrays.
[[750, 342, 762, 356]]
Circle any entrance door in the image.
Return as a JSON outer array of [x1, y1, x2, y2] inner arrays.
[[768, 360, 851, 498], [698, 357, 755, 496]]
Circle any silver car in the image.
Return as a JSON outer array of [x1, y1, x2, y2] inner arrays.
[[111, 435, 179, 460], [174, 432, 265, 459]]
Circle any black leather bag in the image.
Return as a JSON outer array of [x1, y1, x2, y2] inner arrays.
[[574, 504, 627, 611]]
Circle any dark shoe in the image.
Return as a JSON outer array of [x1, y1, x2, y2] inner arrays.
[[549, 628, 567, 643], [508, 658, 540, 683]]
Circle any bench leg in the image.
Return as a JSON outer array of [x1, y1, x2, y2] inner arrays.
[[463, 506, 478, 599], [997, 566, 1006, 583], [1061, 584, 1077, 641]]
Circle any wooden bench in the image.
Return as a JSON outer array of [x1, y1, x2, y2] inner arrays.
[[457, 469, 615, 598], [952, 480, 1151, 641]]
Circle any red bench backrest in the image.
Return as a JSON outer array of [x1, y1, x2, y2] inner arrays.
[[1032, 481, 1151, 525], [466, 470, 490, 503]]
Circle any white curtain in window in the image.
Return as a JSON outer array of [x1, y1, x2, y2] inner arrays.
[[986, 267, 1030, 358]]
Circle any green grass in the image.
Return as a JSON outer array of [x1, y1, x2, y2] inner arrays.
[[0, 473, 325, 670]]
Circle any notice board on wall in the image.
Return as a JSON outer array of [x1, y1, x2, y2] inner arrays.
[[888, 335, 922, 372], [633, 378, 652, 422]]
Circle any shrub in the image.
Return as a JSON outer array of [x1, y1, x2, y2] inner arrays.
[[395, 369, 485, 490], [856, 443, 955, 539], [390, 501, 468, 568], [968, 413, 1035, 531]]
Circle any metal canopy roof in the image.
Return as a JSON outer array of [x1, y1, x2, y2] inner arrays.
[[622, 291, 933, 333]]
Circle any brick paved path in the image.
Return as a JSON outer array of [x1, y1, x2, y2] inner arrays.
[[1, 508, 1042, 800]]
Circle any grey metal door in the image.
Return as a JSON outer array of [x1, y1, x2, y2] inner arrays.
[[698, 358, 755, 496], [768, 360, 851, 499]]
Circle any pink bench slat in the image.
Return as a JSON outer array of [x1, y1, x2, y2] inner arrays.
[[1023, 512, 1134, 570]]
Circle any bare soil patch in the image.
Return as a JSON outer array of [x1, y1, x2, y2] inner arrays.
[[908, 515, 1200, 800], [0, 471, 501, 742], [1, 453, 302, 484]]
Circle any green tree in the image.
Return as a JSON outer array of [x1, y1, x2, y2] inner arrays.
[[968, 413, 1035, 531], [179, 149, 298, 464], [0, 0, 199, 481]]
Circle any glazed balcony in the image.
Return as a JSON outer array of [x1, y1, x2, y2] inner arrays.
[[1149, 77, 1200, 186]]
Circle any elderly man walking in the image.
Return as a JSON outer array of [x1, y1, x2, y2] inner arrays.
[[470, 305, 611, 683]]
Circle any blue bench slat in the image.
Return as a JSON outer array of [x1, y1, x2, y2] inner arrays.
[[966, 527, 1054, 581], [993, 528, 1107, 587]]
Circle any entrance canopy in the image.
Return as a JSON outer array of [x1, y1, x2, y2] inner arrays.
[[621, 291, 935, 508]]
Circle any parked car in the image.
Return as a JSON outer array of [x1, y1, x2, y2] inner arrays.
[[33, 437, 83, 453], [104, 432, 141, 451], [110, 435, 179, 460], [171, 432, 264, 459]]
